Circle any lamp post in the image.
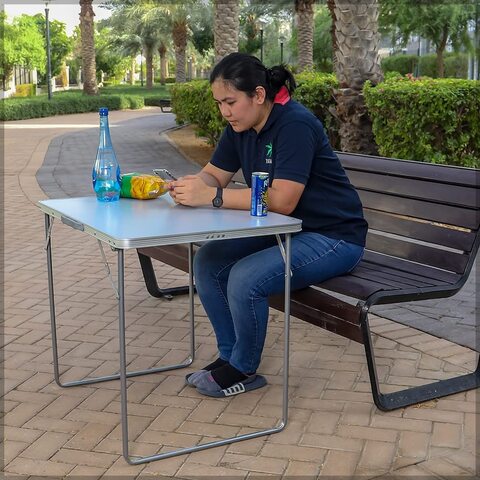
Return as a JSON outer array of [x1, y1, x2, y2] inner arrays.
[[415, 35, 421, 77], [140, 50, 144, 86], [260, 28, 264, 63], [45, 1, 52, 100], [187, 56, 192, 81], [258, 19, 266, 63], [279, 35, 286, 64]]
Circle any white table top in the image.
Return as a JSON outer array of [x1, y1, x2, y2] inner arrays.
[[38, 196, 302, 249]]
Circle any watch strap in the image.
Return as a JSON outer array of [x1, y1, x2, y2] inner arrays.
[[212, 187, 223, 208]]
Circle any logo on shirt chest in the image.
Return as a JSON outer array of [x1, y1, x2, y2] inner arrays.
[[265, 142, 273, 164]]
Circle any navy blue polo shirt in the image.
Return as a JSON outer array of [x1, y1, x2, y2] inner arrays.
[[211, 99, 368, 247]]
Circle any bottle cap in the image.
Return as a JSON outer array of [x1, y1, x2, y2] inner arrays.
[[99, 107, 109, 116]]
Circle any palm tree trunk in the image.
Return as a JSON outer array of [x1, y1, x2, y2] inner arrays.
[[173, 21, 187, 83], [158, 42, 167, 85], [295, 0, 315, 71], [332, 0, 383, 154], [327, 0, 337, 71], [214, 0, 240, 64], [145, 46, 154, 89], [79, 0, 98, 95], [130, 56, 135, 85]]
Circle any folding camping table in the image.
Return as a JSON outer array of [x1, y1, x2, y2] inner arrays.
[[38, 195, 301, 464]]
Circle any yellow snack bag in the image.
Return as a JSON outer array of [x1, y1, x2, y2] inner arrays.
[[120, 172, 168, 200]]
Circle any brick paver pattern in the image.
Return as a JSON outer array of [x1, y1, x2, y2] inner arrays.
[[3, 109, 478, 478]]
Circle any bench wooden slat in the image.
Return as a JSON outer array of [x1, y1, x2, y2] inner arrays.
[[358, 190, 478, 230], [366, 233, 469, 274], [348, 170, 478, 208], [270, 290, 363, 343], [318, 272, 390, 300], [361, 251, 461, 284], [348, 266, 439, 289], [363, 210, 476, 252], [339, 152, 479, 188], [358, 262, 452, 287]]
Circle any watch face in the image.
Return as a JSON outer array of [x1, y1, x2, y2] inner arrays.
[[213, 188, 223, 208]]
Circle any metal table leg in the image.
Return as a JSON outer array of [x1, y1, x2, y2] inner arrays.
[[46, 211, 291, 464], [44, 213, 194, 389], [120, 235, 292, 464]]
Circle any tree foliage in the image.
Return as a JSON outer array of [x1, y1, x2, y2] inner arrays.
[[313, 5, 333, 72], [32, 14, 71, 78], [190, 6, 214, 55], [380, 0, 476, 77], [95, 26, 131, 81], [0, 13, 46, 88]]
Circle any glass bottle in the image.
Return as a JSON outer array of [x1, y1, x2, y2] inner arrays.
[[92, 107, 121, 202]]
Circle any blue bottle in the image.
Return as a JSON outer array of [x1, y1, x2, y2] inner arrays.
[[92, 107, 121, 202]]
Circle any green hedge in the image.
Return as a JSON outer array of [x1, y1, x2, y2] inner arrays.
[[1, 92, 144, 121], [381, 54, 418, 76], [364, 77, 480, 167], [171, 80, 225, 145], [170, 72, 339, 147], [294, 71, 339, 148], [382, 53, 469, 78]]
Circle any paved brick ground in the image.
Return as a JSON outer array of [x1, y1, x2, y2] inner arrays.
[[3, 108, 479, 478]]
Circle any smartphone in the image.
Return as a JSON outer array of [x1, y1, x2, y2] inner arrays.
[[153, 168, 177, 181]]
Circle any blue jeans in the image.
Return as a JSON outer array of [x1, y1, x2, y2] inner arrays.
[[193, 232, 364, 374]]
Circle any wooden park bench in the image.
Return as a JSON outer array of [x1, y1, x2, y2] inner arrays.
[[159, 99, 172, 113], [136, 153, 480, 411]]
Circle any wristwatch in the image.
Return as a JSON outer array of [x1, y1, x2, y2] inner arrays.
[[212, 187, 223, 208]]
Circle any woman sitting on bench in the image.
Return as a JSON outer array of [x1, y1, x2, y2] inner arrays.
[[168, 52, 367, 397]]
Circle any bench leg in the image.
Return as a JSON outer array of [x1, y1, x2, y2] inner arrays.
[[137, 251, 194, 300], [360, 307, 480, 411]]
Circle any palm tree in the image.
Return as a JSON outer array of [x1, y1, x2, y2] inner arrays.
[[214, 0, 240, 63], [140, 2, 193, 84], [295, 0, 315, 70], [158, 40, 168, 84], [332, 0, 383, 154], [326, 0, 337, 70], [171, 13, 188, 83], [79, 0, 97, 95]]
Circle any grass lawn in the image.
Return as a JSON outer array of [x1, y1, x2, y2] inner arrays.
[[100, 83, 172, 100]]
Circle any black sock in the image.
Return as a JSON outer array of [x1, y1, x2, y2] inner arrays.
[[211, 363, 248, 389], [203, 357, 228, 371]]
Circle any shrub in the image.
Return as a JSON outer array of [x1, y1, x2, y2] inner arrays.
[[382, 53, 469, 78], [444, 53, 469, 78], [12, 83, 36, 97], [364, 77, 480, 167], [294, 71, 339, 148], [381, 54, 418, 76], [1, 92, 144, 121], [170, 73, 340, 147], [171, 80, 225, 145]]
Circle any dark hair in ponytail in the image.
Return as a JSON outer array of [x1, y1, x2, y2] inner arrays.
[[210, 52, 296, 102]]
